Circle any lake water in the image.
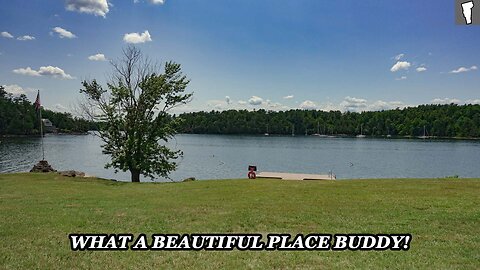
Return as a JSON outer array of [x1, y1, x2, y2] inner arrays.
[[1, 134, 479, 181]]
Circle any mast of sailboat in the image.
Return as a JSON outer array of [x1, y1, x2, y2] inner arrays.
[[291, 124, 295, 136]]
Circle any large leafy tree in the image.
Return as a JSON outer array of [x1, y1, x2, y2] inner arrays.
[[79, 46, 193, 182]]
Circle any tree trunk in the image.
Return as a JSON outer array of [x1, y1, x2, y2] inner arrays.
[[131, 169, 140, 182]]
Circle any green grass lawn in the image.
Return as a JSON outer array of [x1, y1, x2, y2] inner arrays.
[[0, 173, 479, 269]]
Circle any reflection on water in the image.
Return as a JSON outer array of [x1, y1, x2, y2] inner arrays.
[[1, 134, 480, 182]]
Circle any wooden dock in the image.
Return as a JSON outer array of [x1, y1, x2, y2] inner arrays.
[[256, 172, 336, 181]]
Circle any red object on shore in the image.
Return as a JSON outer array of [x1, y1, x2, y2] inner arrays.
[[248, 165, 257, 179]]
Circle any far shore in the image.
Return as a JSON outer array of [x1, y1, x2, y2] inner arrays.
[[2, 132, 480, 141], [0, 132, 90, 138]]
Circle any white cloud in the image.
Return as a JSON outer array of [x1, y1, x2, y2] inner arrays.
[[338, 97, 407, 112], [299, 100, 317, 110], [88, 53, 107, 61], [416, 67, 427, 72], [450, 67, 469, 73], [248, 96, 263, 106], [176, 95, 480, 113], [178, 96, 429, 113], [17, 35, 35, 41], [431, 98, 461, 104], [134, 0, 165, 4], [217, 96, 410, 112], [206, 99, 234, 110], [206, 97, 289, 111], [53, 103, 69, 112], [449, 66, 477, 74], [318, 102, 340, 112], [394, 53, 405, 61], [390, 61, 411, 72], [283, 95, 294, 99], [395, 76, 407, 80], [1, 31, 14, 38], [12, 67, 40, 77], [123, 30, 152, 44], [2, 84, 35, 95], [340, 96, 368, 111], [52, 27, 77, 39], [38, 66, 75, 79], [13, 66, 75, 79], [368, 100, 405, 111], [465, 99, 480, 105], [65, 0, 109, 17], [267, 101, 285, 109]]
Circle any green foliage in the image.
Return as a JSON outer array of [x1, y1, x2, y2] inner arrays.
[[0, 85, 97, 135], [177, 104, 480, 137], [80, 47, 192, 182]]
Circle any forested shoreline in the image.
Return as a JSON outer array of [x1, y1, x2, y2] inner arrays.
[[3, 84, 480, 138], [0, 86, 97, 135], [177, 104, 480, 138]]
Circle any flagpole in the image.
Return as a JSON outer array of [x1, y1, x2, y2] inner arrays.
[[38, 92, 45, 161]]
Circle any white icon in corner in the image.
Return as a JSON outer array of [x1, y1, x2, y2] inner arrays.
[[461, 1, 474, 25]]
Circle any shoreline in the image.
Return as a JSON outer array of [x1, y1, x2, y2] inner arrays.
[[0, 172, 476, 183], [176, 133, 480, 141], [0, 132, 90, 138], [2, 132, 480, 141]]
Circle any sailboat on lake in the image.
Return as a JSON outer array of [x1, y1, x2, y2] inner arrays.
[[313, 121, 329, 137], [418, 125, 429, 139], [356, 124, 366, 138]]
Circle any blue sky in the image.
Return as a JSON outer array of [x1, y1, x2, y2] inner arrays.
[[1, 0, 479, 113]]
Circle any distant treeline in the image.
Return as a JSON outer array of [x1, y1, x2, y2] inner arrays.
[[0, 86, 97, 135], [177, 104, 480, 138]]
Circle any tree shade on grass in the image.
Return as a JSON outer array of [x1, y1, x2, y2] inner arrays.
[[0, 173, 479, 269]]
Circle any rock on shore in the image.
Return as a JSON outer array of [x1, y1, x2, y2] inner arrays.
[[30, 160, 56, 173], [30, 160, 87, 178], [58, 170, 86, 177]]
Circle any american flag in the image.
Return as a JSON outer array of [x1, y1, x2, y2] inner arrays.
[[34, 90, 41, 113]]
